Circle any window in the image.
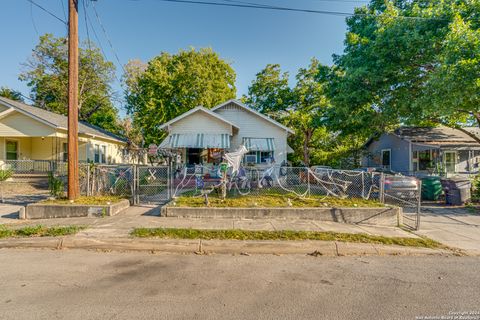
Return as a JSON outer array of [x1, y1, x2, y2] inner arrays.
[[244, 151, 275, 164], [418, 150, 433, 170], [444, 151, 457, 173], [94, 144, 100, 163], [62, 143, 68, 162], [6, 140, 18, 160], [381, 149, 391, 169], [101, 145, 106, 164], [244, 151, 257, 164], [260, 151, 274, 163]]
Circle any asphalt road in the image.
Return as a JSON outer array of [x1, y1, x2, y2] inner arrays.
[[0, 249, 479, 320]]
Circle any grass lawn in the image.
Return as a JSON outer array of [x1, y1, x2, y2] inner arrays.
[[41, 196, 126, 205], [0, 225, 85, 238], [172, 192, 383, 208], [131, 228, 443, 249]]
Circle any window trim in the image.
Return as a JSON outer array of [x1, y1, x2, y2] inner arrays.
[[380, 149, 391, 169], [5, 139, 19, 161]]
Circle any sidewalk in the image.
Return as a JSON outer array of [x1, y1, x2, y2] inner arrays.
[[0, 205, 455, 256], [415, 205, 480, 255]]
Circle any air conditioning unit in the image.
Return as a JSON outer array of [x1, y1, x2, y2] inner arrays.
[[245, 154, 257, 164]]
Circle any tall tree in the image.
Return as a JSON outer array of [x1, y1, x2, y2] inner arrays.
[[244, 59, 332, 166], [328, 0, 480, 135], [124, 48, 236, 144], [0, 87, 23, 102], [242, 64, 292, 117], [19, 34, 120, 133]]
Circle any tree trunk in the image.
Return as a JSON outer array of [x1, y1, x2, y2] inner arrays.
[[303, 129, 313, 167]]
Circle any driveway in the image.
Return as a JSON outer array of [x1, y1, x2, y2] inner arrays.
[[416, 205, 480, 254]]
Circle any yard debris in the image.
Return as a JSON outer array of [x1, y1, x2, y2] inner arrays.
[[307, 250, 323, 257]]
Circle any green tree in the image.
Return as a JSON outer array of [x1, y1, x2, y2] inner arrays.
[[242, 64, 292, 116], [19, 34, 120, 133], [0, 87, 23, 102], [124, 48, 236, 144], [328, 0, 480, 135], [244, 59, 332, 166]]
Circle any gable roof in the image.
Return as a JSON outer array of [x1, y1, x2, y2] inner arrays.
[[158, 106, 239, 131], [0, 96, 126, 143], [393, 126, 479, 144], [211, 99, 295, 134]]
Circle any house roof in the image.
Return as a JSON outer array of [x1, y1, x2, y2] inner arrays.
[[211, 99, 295, 134], [393, 126, 479, 145], [158, 106, 240, 131], [0, 96, 126, 143]]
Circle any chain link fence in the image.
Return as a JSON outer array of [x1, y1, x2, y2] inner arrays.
[[173, 166, 383, 201], [2, 160, 422, 229]]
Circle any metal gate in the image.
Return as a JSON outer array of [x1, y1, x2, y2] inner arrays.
[[134, 165, 172, 205], [382, 177, 422, 231]]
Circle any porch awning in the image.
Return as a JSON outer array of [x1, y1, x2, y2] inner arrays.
[[243, 138, 275, 151], [159, 133, 230, 149], [412, 142, 480, 151]]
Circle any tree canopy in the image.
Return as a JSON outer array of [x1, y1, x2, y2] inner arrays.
[[19, 34, 120, 133], [0, 87, 23, 102], [327, 0, 480, 136], [124, 48, 236, 144], [244, 59, 339, 166]]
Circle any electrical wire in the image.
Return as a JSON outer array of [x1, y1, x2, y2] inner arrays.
[[26, 0, 67, 25], [141, 0, 447, 21]]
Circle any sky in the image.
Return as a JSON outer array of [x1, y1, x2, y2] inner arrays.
[[0, 0, 367, 115]]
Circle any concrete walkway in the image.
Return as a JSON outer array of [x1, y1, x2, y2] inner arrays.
[[1, 205, 418, 240], [415, 205, 480, 255]]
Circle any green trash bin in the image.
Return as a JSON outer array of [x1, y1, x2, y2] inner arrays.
[[421, 176, 443, 201]]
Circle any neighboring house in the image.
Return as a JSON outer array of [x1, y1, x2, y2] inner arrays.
[[158, 99, 294, 167], [362, 126, 480, 177], [0, 97, 127, 173]]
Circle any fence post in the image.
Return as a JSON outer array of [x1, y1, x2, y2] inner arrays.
[[379, 173, 385, 204], [133, 165, 137, 205], [416, 179, 422, 231], [86, 165, 90, 196], [307, 167, 311, 197]]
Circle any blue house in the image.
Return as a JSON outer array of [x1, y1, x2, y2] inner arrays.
[[362, 126, 480, 177]]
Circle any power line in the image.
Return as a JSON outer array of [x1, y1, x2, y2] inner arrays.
[[26, 0, 67, 25], [91, 1, 127, 74], [138, 0, 446, 20]]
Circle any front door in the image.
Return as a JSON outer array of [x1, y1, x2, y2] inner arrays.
[[6, 140, 18, 160], [444, 151, 457, 173], [187, 148, 201, 165]]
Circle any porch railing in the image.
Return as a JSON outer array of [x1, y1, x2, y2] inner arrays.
[[2, 160, 68, 175]]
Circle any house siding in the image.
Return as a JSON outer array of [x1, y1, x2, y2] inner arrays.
[[214, 102, 289, 164], [363, 133, 411, 172], [0, 111, 55, 137], [169, 111, 232, 135]]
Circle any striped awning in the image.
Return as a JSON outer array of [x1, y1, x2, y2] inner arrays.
[[242, 137, 275, 151], [159, 133, 230, 149]]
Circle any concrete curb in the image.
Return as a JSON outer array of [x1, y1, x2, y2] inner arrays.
[[24, 200, 130, 220], [162, 206, 401, 227], [0, 236, 457, 256]]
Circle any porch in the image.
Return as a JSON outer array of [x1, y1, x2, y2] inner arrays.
[[381, 142, 480, 178]]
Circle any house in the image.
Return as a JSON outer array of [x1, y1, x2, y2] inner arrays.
[[362, 126, 480, 177], [0, 96, 127, 173], [158, 99, 294, 167]]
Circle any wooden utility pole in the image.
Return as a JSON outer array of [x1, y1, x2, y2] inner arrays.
[[68, 0, 79, 200]]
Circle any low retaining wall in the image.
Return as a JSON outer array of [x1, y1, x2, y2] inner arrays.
[[162, 206, 402, 227], [24, 199, 130, 220]]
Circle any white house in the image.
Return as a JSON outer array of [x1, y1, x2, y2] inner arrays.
[[158, 99, 294, 167]]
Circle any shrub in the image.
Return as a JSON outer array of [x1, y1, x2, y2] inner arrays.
[[48, 172, 64, 198]]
